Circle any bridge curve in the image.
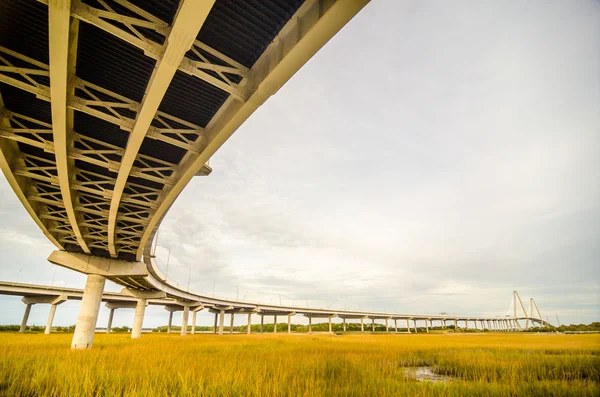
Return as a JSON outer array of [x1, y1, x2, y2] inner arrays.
[[0, 0, 553, 348]]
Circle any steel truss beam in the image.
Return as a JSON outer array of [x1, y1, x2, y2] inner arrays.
[[0, 110, 177, 187], [36, 0, 251, 101], [49, 0, 90, 253], [108, 0, 215, 257], [0, 47, 204, 152], [139, 0, 371, 260]]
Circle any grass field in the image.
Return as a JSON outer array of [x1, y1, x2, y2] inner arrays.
[[0, 333, 598, 396]]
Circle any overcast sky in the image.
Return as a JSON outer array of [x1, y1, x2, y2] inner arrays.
[[1, 0, 599, 328]]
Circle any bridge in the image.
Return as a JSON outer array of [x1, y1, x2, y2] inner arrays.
[[1, 281, 551, 336], [0, 0, 551, 349]]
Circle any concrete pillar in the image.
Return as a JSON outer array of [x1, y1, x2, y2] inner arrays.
[[473, 319, 478, 330], [230, 312, 234, 334], [44, 304, 58, 335], [406, 319, 411, 333], [343, 318, 346, 332], [20, 303, 32, 333], [287, 314, 291, 334], [273, 315, 277, 334], [107, 308, 115, 333], [385, 318, 389, 332], [394, 319, 398, 333], [218, 310, 224, 335], [131, 298, 147, 339], [260, 315, 264, 334], [413, 319, 417, 333], [465, 320, 469, 330], [167, 311, 173, 333], [454, 319, 458, 330], [213, 312, 218, 333], [71, 274, 106, 349], [247, 313, 252, 334], [430, 319, 433, 329], [371, 318, 375, 332], [425, 319, 429, 334], [361, 318, 364, 332], [308, 317, 312, 333], [191, 311, 197, 335], [328, 317, 332, 333], [181, 306, 189, 336]]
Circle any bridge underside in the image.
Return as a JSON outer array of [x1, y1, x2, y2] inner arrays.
[[0, 0, 366, 263]]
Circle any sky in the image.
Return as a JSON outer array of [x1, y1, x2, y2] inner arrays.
[[1, 0, 599, 329]]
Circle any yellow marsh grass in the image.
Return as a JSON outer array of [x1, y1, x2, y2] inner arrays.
[[0, 333, 598, 396]]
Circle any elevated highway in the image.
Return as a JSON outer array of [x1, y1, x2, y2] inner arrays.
[[0, 0, 551, 349], [1, 281, 552, 337]]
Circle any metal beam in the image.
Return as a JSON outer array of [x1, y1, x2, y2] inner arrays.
[[108, 0, 214, 257], [0, 95, 63, 249], [138, 0, 371, 260], [49, 0, 90, 253]]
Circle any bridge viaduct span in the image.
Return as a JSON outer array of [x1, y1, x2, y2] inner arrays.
[[2, 281, 551, 336], [0, 0, 551, 348]]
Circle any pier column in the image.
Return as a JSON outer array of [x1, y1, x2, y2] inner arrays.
[[107, 308, 115, 333], [308, 317, 312, 333], [218, 310, 225, 335], [413, 319, 417, 333], [181, 306, 189, 336], [273, 315, 277, 334], [131, 299, 147, 339], [473, 319, 478, 331], [465, 320, 469, 330], [167, 311, 173, 333], [287, 314, 292, 333], [71, 274, 106, 349], [20, 303, 32, 333], [260, 315, 264, 333], [213, 312, 218, 333], [191, 311, 197, 334], [230, 312, 235, 334], [343, 318, 346, 332], [406, 319, 411, 333], [361, 318, 364, 332], [425, 319, 429, 334], [385, 318, 389, 332], [247, 313, 252, 334], [454, 319, 458, 330], [372, 318, 375, 332], [45, 304, 58, 335], [394, 319, 398, 333]]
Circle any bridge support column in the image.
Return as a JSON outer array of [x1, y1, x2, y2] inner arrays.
[[413, 319, 418, 333], [71, 274, 106, 349], [394, 319, 398, 333], [218, 310, 225, 335], [343, 318, 346, 332], [181, 306, 189, 336], [328, 316, 332, 333], [230, 313, 235, 334], [425, 319, 429, 333], [288, 314, 292, 333], [372, 318, 375, 332], [361, 318, 364, 332], [107, 308, 115, 333], [191, 311, 197, 335], [385, 318, 389, 332], [213, 312, 218, 334], [260, 315, 264, 334], [473, 319, 478, 331], [308, 317, 312, 334], [273, 315, 277, 334], [45, 304, 58, 335], [406, 319, 411, 333], [167, 311, 173, 333], [131, 299, 147, 339], [20, 303, 32, 333], [465, 320, 469, 330], [247, 313, 252, 334]]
